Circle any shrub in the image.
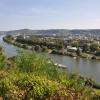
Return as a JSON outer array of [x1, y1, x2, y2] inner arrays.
[[0, 48, 98, 99], [16, 51, 60, 80]]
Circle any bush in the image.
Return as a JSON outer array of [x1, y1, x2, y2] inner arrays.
[[64, 52, 76, 57], [0, 49, 98, 99], [95, 52, 100, 56], [0, 72, 60, 100], [91, 56, 96, 60], [16, 51, 60, 80]]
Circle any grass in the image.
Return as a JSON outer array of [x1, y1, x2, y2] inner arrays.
[[0, 46, 99, 99]]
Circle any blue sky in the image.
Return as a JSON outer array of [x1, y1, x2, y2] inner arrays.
[[0, 0, 100, 31]]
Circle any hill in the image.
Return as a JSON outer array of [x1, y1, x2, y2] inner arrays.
[[2, 29, 100, 36]]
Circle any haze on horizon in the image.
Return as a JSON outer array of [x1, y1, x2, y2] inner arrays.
[[0, 0, 100, 31]]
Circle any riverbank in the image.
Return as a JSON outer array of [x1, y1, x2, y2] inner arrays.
[[1, 35, 100, 84], [1, 35, 100, 97], [3, 36, 100, 89], [3, 52, 99, 100], [0, 47, 99, 99]]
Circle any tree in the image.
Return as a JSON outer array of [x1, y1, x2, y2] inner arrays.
[[82, 43, 90, 52], [22, 44, 28, 49], [41, 46, 48, 52], [34, 45, 41, 52], [6, 35, 13, 40], [76, 48, 81, 56], [0, 47, 5, 68], [90, 43, 99, 52]]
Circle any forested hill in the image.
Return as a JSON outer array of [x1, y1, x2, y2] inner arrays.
[[0, 31, 6, 35], [1, 29, 100, 36], [5, 29, 70, 36]]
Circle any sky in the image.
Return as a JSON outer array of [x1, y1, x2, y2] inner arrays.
[[0, 0, 100, 31]]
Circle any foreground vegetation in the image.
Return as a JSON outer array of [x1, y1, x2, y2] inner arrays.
[[0, 46, 99, 99]]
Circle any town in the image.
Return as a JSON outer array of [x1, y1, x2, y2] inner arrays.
[[3, 33, 100, 60]]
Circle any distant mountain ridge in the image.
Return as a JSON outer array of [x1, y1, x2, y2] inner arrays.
[[0, 31, 6, 34], [5, 29, 70, 36], [1, 29, 100, 36]]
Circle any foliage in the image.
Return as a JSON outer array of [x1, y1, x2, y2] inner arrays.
[[82, 43, 90, 52], [4, 35, 100, 61], [0, 47, 5, 69], [90, 43, 99, 52], [76, 48, 81, 56], [0, 46, 99, 99]]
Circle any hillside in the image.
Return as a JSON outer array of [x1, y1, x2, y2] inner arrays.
[[0, 31, 6, 35], [3, 29, 100, 36], [0, 47, 99, 99]]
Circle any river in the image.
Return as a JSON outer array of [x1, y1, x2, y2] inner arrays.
[[0, 35, 100, 83]]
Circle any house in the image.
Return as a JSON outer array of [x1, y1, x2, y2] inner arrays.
[[65, 46, 77, 52]]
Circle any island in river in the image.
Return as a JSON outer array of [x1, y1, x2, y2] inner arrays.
[[3, 34, 100, 60]]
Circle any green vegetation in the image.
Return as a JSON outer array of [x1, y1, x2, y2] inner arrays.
[[0, 46, 99, 99], [3, 35, 100, 60]]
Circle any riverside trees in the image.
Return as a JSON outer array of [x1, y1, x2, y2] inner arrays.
[[3, 35, 100, 59]]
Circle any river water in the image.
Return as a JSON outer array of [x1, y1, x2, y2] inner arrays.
[[0, 35, 100, 83]]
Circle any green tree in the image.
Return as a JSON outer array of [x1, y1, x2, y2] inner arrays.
[[90, 43, 99, 52], [41, 46, 48, 52], [34, 45, 42, 52], [82, 43, 90, 52], [76, 48, 81, 56], [0, 47, 5, 68]]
